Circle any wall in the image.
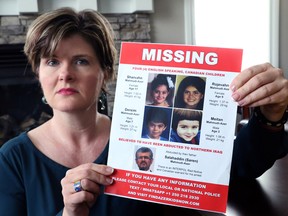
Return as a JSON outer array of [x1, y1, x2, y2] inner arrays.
[[0, 13, 151, 116], [150, 0, 185, 44]]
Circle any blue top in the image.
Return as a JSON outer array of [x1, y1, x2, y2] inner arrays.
[[0, 114, 287, 215], [0, 133, 161, 216], [169, 130, 200, 144], [142, 134, 168, 141]]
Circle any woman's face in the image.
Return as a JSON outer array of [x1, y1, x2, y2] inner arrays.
[[152, 85, 169, 105], [39, 34, 104, 113], [183, 86, 203, 108], [176, 120, 199, 142]]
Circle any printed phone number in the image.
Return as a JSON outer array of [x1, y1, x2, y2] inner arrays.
[[167, 192, 200, 200]]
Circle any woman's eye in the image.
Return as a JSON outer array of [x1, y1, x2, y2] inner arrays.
[[76, 59, 89, 65], [47, 59, 59, 66]]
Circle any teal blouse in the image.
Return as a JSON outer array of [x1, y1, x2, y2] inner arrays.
[[0, 114, 287, 215]]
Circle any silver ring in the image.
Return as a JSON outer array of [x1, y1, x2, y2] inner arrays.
[[73, 180, 83, 192]]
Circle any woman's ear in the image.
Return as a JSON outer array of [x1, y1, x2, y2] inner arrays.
[[101, 70, 108, 90]]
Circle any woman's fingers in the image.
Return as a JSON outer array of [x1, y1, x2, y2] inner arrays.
[[231, 63, 274, 90], [66, 164, 114, 187], [231, 63, 288, 107], [61, 163, 114, 213]]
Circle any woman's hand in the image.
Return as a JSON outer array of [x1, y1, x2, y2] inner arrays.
[[230, 63, 288, 121], [61, 163, 114, 216]]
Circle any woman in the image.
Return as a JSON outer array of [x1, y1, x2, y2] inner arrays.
[[174, 76, 206, 110], [0, 7, 161, 216], [0, 7, 288, 216], [170, 109, 202, 144], [148, 74, 175, 107]]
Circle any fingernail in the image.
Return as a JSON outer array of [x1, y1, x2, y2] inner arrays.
[[232, 92, 240, 101], [106, 177, 113, 184], [230, 85, 236, 92], [237, 99, 246, 107], [106, 167, 114, 174]]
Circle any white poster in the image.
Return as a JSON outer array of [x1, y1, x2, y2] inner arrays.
[[105, 42, 242, 213]]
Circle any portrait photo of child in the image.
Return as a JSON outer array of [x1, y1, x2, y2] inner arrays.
[[170, 108, 202, 145], [141, 106, 172, 141], [145, 73, 176, 107], [174, 75, 206, 111]]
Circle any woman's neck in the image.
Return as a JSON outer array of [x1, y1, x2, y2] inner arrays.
[[51, 110, 97, 134], [29, 110, 110, 167]]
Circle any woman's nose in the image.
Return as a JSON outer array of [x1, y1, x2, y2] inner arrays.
[[59, 63, 75, 81]]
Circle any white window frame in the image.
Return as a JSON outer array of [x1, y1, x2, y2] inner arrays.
[[184, 0, 279, 68]]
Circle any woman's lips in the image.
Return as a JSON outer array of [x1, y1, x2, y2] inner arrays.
[[57, 88, 78, 95]]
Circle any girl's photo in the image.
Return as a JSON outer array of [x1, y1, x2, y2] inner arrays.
[[170, 108, 202, 145], [174, 75, 206, 110], [145, 73, 176, 107]]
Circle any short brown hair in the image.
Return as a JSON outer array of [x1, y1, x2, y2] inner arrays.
[[24, 7, 117, 85], [172, 108, 202, 131]]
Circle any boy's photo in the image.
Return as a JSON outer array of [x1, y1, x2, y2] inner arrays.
[[141, 106, 172, 141]]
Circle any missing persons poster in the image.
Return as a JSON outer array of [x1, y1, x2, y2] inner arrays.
[[105, 42, 243, 213]]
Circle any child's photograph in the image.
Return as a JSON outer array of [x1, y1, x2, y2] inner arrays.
[[145, 73, 176, 107], [141, 106, 172, 141], [174, 75, 206, 111], [170, 108, 202, 145]]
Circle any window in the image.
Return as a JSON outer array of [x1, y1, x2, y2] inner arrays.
[[185, 0, 279, 69]]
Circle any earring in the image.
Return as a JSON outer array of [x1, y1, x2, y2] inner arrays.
[[42, 96, 48, 104], [98, 91, 106, 111], [99, 99, 105, 110]]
